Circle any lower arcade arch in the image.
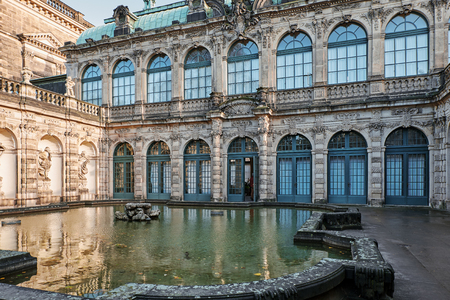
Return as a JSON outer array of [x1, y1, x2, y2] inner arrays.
[[184, 140, 211, 201], [227, 137, 259, 202], [0, 129, 17, 202], [276, 134, 312, 203], [385, 127, 429, 205], [327, 131, 367, 204], [147, 141, 171, 200], [113, 143, 134, 199]]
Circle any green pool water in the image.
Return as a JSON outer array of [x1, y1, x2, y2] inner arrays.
[[0, 206, 351, 297]]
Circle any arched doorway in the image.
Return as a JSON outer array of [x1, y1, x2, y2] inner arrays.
[[228, 137, 259, 202], [385, 127, 428, 205], [113, 143, 134, 199], [328, 131, 367, 204], [277, 135, 312, 203], [0, 129, 17, 203], [184, 140, 211, 201], [147, 141, 171, 200]]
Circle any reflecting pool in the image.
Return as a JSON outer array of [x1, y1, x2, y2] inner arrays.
[[0, 206, 351, 297]]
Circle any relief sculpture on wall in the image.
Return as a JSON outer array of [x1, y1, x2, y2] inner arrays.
[[38, 147, 52, 181], [78, 151, 90, 189]]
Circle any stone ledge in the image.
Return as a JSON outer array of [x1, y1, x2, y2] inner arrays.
[[0, 250, 37, 277]]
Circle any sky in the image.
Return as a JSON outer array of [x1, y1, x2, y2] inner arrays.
[[63, 0, 175, 26]]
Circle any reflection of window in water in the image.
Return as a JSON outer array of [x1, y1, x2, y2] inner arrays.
[[202, 209, 211, 218], [297, 210, 311, 228], [188, 209, 197, 220], [279, 209, 292, 226], [230, 160, 235, 186]]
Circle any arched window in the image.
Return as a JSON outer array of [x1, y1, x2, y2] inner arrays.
[[228, 137, 259, 202], [385, 128, 428, 205], [82, 65, 102, 106], [328, 131, 367, 204], [277, 135, 312, 202], [277, 33, 312, 90], [114, 143, 134, 199], [147, 55, 171, 103], [228, 40, 259, 95], [385, 13, 428, 77], [184, 48, 211, 100], [113, 59, 135, 106], [328, 24, 367, 84], [184, 140, 211, 201], [147, 141, 171, 199]]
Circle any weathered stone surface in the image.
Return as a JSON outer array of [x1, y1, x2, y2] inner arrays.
[[0, 250, 37, 276], [116, 203, 160, 221]]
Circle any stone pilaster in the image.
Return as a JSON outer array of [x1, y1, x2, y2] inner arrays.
[[368, 116, 384, 206], [255, 108, 272, 201], [170, 132, 182, 200], [211, 116, 224, 201]]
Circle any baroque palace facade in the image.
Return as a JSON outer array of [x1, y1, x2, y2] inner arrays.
[[1, 0, 450, 209]]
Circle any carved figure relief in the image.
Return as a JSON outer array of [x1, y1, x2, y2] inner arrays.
[[78, 151, 90, 181], [38, 147, 52, 181], [65, 76, 75, 97], [222, 0, 259, 35]]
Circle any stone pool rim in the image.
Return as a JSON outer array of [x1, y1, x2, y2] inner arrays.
[[0, 201, 394, 300]]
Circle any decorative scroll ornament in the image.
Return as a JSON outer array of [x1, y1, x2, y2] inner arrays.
[[222, 0, 259, 35]]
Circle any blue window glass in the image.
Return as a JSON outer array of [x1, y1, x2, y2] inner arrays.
[[385, 13, 428, 78], [82, 65, 102, 106], [184, 48, 211, 100], [277, 33, 313, 90], [228, 40, 259, 95], [113, 59, 135, 106], [328, 131, 367, 204], [277, 135, 312, 203], [147, 141, 171, 199], [148, 55, 171, 103], [114, 143, 134, 199], [328, 24, 367, 84], [385, 128, 428, 205], [184, 140, 211, 201]]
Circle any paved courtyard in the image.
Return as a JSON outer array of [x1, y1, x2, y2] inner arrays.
[[347, 206, 450, 300]]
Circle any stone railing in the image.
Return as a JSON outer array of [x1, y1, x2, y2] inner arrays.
[[35, 87, 65, 107], [110, 104, 135, 120], [384, 74, 439, 94], [182, 98, 212, 114], [327, 82, 369, 99], [443, 63, 450, 85], [225, 93, 258, 102], [0, 78, 21, 95], [144, 101, 171, 118], [275, 88, 314, 105], [0, 76, 101, 118], [75, 99, 100, 116]]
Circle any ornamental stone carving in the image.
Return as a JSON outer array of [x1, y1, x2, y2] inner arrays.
[[38, 147, 52, 181], [222, 0, 259, 35], [65, 76, 75, 97], [221, 99, 257, 116], [78, 151, 90, 181], [258, 116, 270, 134]]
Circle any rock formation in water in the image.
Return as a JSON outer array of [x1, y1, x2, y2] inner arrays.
[[115, 203, 161, 221]]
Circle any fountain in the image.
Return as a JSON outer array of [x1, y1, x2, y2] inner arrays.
[[114, 203, 161, 221]]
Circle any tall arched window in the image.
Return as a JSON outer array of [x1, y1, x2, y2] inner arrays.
[[328, 131, 367, 204], [277, 33, 312, 90], [147, 141, 171, 199], [82, 65, 102, 106], [228, 40, 259, 95], [147, 55, 171, 103], [328, 24, 367, 84], [385, 13, 428, 77], [184, 140, 211, 201], [184, 48, 211, 100], [113, 59, 135, 106], [385, 128, 428, 205], [277, 135, 312, 203], [228, 137, 259, 202], [114, 143, 134, 199]]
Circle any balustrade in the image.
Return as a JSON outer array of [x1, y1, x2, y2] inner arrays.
[[275, 89, 313, 105], [384, 75, 433, 94], [110, 104, 134, 120], [182, 98, 212, 113], [327, 82, 369, 99], [0, 78, 21, 95]]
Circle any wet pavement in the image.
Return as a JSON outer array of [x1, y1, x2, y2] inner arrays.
[[347, 206, 450, 300]]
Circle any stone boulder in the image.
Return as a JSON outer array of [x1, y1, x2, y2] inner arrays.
[[115, 203, 160, 221]]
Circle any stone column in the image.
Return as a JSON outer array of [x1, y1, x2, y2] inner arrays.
[[170, 131, 182, 200], [211, 116, 223, 201], [312, 114, 326, 203], [256, 111, 272, 201], [368, 123, 384, 206], [133, 138, 144, 200], [312, 16, 326, 103]]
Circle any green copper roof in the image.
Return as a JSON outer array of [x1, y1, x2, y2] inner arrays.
[[76, 4, 189, 45]]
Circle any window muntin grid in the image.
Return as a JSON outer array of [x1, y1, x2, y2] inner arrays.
[[408, 154, 426, 197], [184, 140, 211, 155], [113, 59, 135, 106], [277, 33, 313, 90], [229, 159, 242, 194], [386, 154, 403, 196], [385, 13, 428, 78], [328, 24, 367, 84], [296, 157, 311, 195], [228, 137, 259, 153], [199, 160, 211, 194], [184, 140, 211, 196], [147, 141, 171, 195], [185, 160, 197, 194], [277, 135, 312, 152], [148, 55, 171, 103], [228, 40, 259, 95], [82, 65, 102, 106], [148, 141, 170, 155], [184, 48, 212, 100], [385, 128, 428, 147], [279, 158, 292, 195], [115, 143, 134, 156], [329, 131, 367, 149], [349, 155, 365, 196], [329, 156, 346, 195]]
